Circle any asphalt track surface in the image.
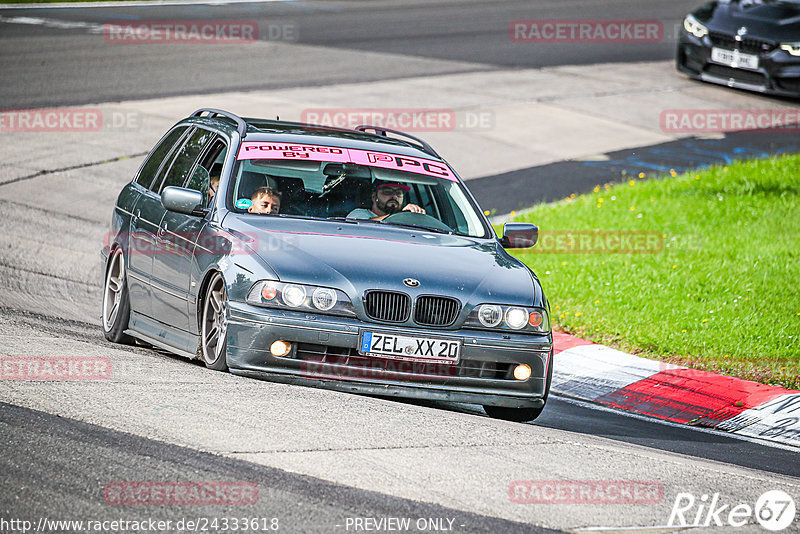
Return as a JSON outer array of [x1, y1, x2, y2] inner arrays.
[[0, 401, 554, 534], [0, 0, 701, 108], [1, 1, 800, 532], [472, 130, 800, 215]]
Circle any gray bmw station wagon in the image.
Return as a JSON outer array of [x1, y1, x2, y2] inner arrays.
[[101, 109, 552, 421]]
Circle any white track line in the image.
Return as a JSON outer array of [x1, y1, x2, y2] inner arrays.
[[0, 0, 289, 9], [0, 14, 104, 31]]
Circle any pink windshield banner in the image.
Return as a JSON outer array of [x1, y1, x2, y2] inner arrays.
[[237, 143, 350, 163], [236, 142, 457, 181]]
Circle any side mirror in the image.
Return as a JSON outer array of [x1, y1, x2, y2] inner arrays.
[[500, 222, 538, 248], [162, 186, 206, 216]]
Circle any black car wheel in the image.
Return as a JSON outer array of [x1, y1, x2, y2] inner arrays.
[[102, 248, 134, 344], [201, 272, 229, 371], [483, 404, 545, 422], [484, 348, 554, 422]]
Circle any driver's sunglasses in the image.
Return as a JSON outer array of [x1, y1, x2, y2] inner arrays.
[[378, 187, 405, 197]]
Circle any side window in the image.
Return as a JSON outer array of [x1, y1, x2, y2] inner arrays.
[[135, 127, 189, 191], [185, 137, 228, 205], [156, 128, 216, 194]]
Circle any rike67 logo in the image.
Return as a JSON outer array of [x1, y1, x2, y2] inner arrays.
[[668, 490, 796, 531]]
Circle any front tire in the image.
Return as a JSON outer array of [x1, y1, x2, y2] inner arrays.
[[201, 272, 229, 371], [102, 248, 134, 344], [483, 405, 545, 422]]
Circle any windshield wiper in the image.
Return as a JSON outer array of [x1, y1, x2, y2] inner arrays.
[[378, 221, 453, 235]]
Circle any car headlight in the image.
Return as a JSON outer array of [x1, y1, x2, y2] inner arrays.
[[312, 287, 337, 311], [282, 284, 306, 308], [477, 304, 503, 327], [780, 43, 800, 56], [246, 280, 355, 316], [465, 304, 550, 334], [683, 14, 708, 39]]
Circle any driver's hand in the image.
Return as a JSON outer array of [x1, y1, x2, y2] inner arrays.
[[402, 204, 426, 214]]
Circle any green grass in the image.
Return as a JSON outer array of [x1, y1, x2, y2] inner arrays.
[[508, 154, 800, 390]]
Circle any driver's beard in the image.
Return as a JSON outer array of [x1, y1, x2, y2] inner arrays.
[[377, 197, 401, 215]]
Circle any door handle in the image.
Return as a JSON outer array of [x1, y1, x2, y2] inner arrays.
[[133, 209, 140, 223]]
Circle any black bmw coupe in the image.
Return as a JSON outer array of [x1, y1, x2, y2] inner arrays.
[[677, 0, 800, 97]]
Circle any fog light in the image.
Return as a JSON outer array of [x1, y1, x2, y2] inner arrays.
[[513, 364, 532, 381], [270, 340, 292, 357]]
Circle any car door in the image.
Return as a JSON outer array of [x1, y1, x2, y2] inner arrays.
[[127, 126, 190, 318], [150, 127, 218, 330]]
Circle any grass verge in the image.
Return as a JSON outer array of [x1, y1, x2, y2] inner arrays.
[[508, 154, 800, 390]]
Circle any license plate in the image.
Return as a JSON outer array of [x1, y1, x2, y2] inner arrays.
[[710, 47, 759, 70], [359, 331, 461, 363]]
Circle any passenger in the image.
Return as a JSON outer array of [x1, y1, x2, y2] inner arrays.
[[347, 181, 425, 220], [248, 187, 282, 215], [208, 174, 220, 199]]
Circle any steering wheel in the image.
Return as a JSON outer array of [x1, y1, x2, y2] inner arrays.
[[381, 211, 454, 233]]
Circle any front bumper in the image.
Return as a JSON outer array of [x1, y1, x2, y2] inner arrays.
[[226, 301, 553, 408], [677, 32, 800, 98]]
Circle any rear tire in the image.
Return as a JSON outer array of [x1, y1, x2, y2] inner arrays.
[[200, 272, 229, 372], [102, 248, 134, 344], [484, 348, 554, 422]]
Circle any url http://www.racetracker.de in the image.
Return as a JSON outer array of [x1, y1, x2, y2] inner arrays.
[[0, 516, 281, 533]]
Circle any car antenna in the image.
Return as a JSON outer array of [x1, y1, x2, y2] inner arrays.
[[276, 115, 279, 120]]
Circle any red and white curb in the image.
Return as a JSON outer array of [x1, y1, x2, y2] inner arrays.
[[551, 331, 800, 448]]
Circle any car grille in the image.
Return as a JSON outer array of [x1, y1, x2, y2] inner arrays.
[[294, 343, 514, 380], [704, 64, 767, 85], [414, 296, 461, 327], [708, 31, 776, 55], [364, 291, 410, 323]]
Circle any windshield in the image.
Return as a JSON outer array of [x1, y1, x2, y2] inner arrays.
[[229, 142, 490, 238]]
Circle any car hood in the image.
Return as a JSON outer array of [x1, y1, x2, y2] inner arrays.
[[227, 215, 542, 307], [701, 0, 800, 41]]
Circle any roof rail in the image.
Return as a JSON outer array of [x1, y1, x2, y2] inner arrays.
[[191, 108, 248, 139], [354, 125, 440, 159]]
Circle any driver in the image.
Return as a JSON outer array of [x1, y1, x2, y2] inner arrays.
[[248, 186, 281, 215], [347, 180, 425, 220]]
